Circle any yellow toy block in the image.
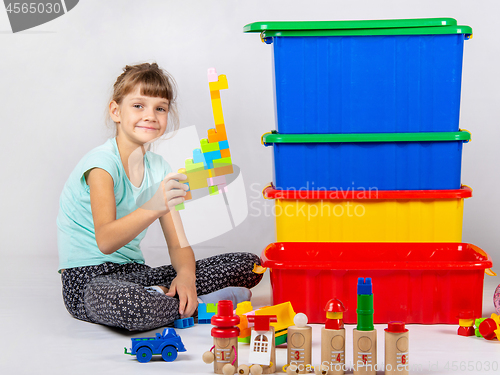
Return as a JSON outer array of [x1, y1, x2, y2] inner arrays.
[[256, 302, 296, 336], [208, 124, 227, 143], [220, 148, 230, 158], [185, 168, 210, 189], [187, 177, 209, 190], [236, 302, 253, 340], [208, 74, 228, 91], [177, 168, 189, 182], [211, 98, 224, 125]]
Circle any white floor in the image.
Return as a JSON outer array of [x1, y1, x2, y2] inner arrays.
[[1, 252, 499, 375]]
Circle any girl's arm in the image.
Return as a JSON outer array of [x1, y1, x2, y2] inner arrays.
[[159, 209, 198, 319], [87, 167, 188, 254]]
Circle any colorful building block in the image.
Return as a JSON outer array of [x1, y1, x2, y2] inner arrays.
[[236, 301, 253, 343], [208, 175, 227, 186], [208, 123, 227, 143], [203, 150, 222, 169], [213, 156, 232, 167], [185, 159, 205, 173], [198, 303, 217, 324], [213, 164, 233, 177], [207, 67, 218, 82], [200, 139, 220, 153], [176, 68, 234, 210], [174, 317, 195, 329], [193, 149, 207, 165], [208, 74, 228, 91]]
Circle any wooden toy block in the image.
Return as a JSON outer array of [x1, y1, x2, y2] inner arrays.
[[219, 140, 229, 150], [208, 185, 219, 195], [220, 148, 231, 158], [185, 159, 205, 173], [384, 322, 409, 375], [175, 202, 185, 211], [184, 190, 192, 201], [192, 149, 207, 166], [287, 314, 312, 374], [213, 164, 233, 177], [200, 138, 220, 153], [208, 124, 227, 143], [208, 74, 228, 91]]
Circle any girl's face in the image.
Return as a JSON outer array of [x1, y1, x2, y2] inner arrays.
[[109, 85, 169, 146]]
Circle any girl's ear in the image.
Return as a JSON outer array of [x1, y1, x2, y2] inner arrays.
[[109, 101, 120, 123]]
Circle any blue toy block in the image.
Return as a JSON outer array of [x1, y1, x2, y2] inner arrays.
[[174, 317, 195, 329], [203, 150, 222, 169], [198, 303, 217, 324], [193, 148, 207, 167], [219, 140, 229, 150]]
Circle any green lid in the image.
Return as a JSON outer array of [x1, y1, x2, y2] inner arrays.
[[243, 18, 472, 37], [262, 131, 471, 145]]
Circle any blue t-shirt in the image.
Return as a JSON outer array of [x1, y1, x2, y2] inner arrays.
[[57, 137, 172, 272]]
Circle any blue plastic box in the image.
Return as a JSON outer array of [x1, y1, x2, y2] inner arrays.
[[263, 131, 470, 190], [244, 19, 472, 134]]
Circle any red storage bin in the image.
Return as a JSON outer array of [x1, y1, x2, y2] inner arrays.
[[261, 242, 492, 324]]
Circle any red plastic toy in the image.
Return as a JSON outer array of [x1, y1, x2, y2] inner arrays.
[[324, 298, 346, 330], [457, 311, 475, 337]]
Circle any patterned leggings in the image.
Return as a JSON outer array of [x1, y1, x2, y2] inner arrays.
[[61, 252, 263, 331]]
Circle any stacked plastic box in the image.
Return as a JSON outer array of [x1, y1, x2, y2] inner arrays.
[[245, 18, 493, 324]]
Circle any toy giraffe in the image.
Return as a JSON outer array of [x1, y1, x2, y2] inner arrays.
[[175, 68, 233, 210]]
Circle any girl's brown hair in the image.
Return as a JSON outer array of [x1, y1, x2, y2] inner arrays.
[[110, 62, 179, 137]]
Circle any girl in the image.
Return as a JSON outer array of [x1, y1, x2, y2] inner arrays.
[[57, 62, 262, 331]]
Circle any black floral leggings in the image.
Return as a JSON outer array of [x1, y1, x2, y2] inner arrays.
[[61, 252, 263, 331]]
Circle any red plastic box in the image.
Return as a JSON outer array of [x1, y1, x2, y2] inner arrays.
[[261, 242, 492, 324]]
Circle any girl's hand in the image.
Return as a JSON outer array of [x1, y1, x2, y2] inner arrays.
[[165, 270, 198, 319], [142, 172, 188, 214], [161, 172, 189, 211]]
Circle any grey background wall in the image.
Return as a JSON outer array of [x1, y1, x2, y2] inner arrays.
[[0, 0, 499, 271]]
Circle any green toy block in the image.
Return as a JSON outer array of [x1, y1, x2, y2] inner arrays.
[[206, 303, 217, 313], [475, 318, 487, 337], [175, 202, 185, 211], [185, 159, 206, 173], [200, 139, 220, 153], [213, 156, 232, 168], [208, 185, 219, 195], [238, 336, 251, 344]]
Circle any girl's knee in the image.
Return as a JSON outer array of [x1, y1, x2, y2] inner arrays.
[[84, 279, 179, 331]]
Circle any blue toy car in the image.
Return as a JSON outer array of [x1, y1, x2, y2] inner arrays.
[[124, 328, 186, 363]]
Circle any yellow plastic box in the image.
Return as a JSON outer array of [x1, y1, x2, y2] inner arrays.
[[263, 185, 472, 242]]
